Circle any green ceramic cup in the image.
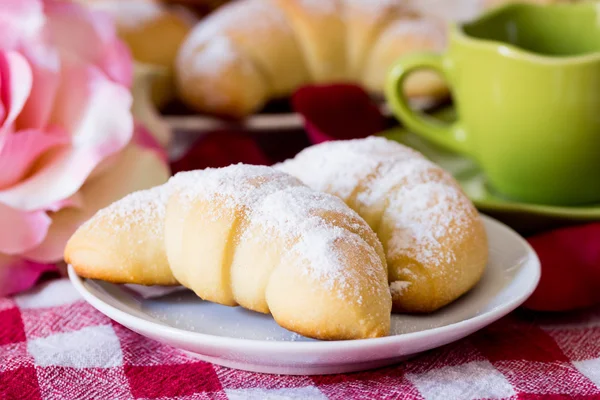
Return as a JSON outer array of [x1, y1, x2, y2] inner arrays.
[[385, 2, 600, 206]]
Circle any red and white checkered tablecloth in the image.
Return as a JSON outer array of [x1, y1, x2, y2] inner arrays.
[[2, 278, 600, 400]]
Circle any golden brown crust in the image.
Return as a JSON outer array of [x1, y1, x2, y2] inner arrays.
[[69, 261, 179, 287], [175, 33, 269, 118], [386, 205, 488, 313], [67, 165, 392, 340], [65, 187, 178, 287], [164, 166, 391, 340], [266, 235, 390, 340]]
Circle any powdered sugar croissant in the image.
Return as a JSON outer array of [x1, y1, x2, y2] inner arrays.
[[65, 164, 392, 340], [277, 137, 488, 313], [175, 0, 448, 117]]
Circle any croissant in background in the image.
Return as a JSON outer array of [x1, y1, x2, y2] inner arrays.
[[175, 0, 448, 118], [65, 165, 392, 340], [79, 0, 195, 69]]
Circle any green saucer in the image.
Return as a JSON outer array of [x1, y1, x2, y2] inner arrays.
[[380, 107, 600, 235]]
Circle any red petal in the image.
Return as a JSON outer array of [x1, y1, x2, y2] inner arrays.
[[0, 126, 69, 189], [0, 257, 57, 297], [170, 131, 270, 174], [132, 122, 168, 164], [523, 223, 600, 311], [292, 84, 387, 144]]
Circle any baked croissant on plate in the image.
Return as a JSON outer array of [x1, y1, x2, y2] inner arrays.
[[65, 165, 392, 340], [277, 137, 488, 313], [175, 0, 448, 118]]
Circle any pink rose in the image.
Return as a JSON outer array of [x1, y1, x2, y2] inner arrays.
[[0, 0, 170, 296]]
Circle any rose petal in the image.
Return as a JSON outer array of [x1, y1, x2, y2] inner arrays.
[[45, 192, 84, 213], [16, 37, 61, 131], [0, 51, 33, 132], [0, 254, 56, 297], [170, 131, 270, 174], [291, 84, 387, 144], [0, 0, 44, 50], [0, 63, 133, 211], [0, 126, 69, 189], [100, 39, 133, 88], [44, 0, 132, 87], [523, 223, 600, 312], [0, 203, 50, 254], [24, 143, 170, 263]]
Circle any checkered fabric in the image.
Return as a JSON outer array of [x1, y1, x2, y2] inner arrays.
[[2, 279, 600, 400]]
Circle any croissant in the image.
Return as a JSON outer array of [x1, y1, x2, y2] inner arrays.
[[277, 137, 488, 313], [80, 0, 193, 69], [175, 0, 448, 118], [65, 164, 392, 340]]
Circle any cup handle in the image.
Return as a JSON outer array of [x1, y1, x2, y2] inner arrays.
[[385, 53, 469, 155]]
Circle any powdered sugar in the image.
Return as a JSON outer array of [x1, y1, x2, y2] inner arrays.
[[390, 280, 411, 296], [189, 36, 239, 77], [249, 186, 383, 297], [180, 0, 289, 68], [385, 183, 471, 268], [169, 165, 303, 214], [185, 0, 289, 44], [169, 164, 385, 301], [355, 157, 447, 211], [178, 0, 287, 83], [87, 184, 171, 236], [251, 186, 358, 233], [277, 137, 422, 200], [178, 33, 259, 109], [277, 137, 475, 272], [292, 226, 350, 287]]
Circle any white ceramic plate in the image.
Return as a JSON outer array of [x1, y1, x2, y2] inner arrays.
[[68, 215, 540, 375]]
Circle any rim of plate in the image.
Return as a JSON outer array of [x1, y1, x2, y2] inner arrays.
[[68, 215, 540, 353], [471, 197, 600, 219]]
